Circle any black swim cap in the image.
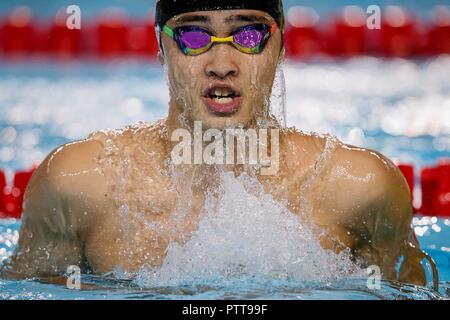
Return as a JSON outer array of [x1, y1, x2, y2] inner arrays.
[[155, 0, 285, 31]]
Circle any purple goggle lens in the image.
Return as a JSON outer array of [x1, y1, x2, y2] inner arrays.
[[177, 24, 269, 51], [178, 29, 211, 49], [233, 27, 264, 48]]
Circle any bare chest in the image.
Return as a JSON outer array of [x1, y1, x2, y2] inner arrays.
[[82, 161, 356, 274]]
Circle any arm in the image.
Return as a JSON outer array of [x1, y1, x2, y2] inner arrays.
[[309, 143, 431, 287], [339, 149, 429, 286], [358, 163, 427, 286], [398, 232, 438, 288], [1, 150, 84, 279]]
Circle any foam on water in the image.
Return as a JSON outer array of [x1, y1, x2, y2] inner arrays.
[[133, 169, 363, 288]]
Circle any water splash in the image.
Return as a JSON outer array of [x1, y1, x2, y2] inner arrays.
[[268, 59, 287, 128], [134, 169, 363, 288]]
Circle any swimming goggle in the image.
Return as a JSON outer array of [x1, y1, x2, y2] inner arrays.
[[162, 23, 278, 56]]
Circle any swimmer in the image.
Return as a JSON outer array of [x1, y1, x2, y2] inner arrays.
[[1, 0, 435, 287]]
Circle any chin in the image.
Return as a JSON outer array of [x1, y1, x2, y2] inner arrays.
[[199, 113, 255, 130]]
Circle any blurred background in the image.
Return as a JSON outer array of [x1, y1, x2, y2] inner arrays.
[[0, 1, 449, 217], [0, 0, 448, 19]]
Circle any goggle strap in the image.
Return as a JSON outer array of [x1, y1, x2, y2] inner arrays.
[[163, 25, 174, 39], [270, 23, 277, 35]]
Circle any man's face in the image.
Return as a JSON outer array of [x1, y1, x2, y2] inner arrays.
[[160, 9, 283, 129]]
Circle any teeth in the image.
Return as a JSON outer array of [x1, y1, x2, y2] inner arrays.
[[212, 97, 233, 104], [212, 88, 233, 97]]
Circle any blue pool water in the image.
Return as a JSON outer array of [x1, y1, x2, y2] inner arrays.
[[0, 57, 450, 299], [0, 217, 449, 299]]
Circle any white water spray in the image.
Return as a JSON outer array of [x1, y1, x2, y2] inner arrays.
[[134, 170, 363, 287]]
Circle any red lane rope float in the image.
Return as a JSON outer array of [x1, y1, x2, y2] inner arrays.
[[1, 5, 450, 59], [428, 6, 450, 55], [284, 6, 323, 58], [0, 167, 36, 219], [420, 160, 450, 217], [46, 8, 82, 58], [0, 170, 7, 218], [398, 163, 415, 202], [96, 9, 158, 59], [324, 6, 368, 57], [0, 6, 35, 56], [97, 8, 130, 58], [380, 6, 430, 57], [128, 16, 159, 58], [397, 161, 450, 217], [0, 161, 449, 219]]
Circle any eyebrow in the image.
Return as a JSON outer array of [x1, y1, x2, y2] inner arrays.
[[173, 14, 210, 25], [173, 14, 272, 26], [225, 14, 272, 24]]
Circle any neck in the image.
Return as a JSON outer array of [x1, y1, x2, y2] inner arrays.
[[165, 99, 281, 177], [167, 99, 279, 139], [167, 99, 184, 139]]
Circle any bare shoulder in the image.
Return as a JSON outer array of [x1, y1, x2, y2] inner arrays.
[[282, 127, 326, 153], [283, 128, 409, 196], [323, 139, 413, 239], [331, 142, 410, 201], [332, 143, 418, 273], [27, 135, 107, 201], [32, 120, 168, 196], [281, 127, 329, 171], [279, 130, 417, 280], [283, 129, 412, 220], [3, 137, 107, 277]]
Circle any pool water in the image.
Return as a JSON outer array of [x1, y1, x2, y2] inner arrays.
[[0, 57, 450, 299], [0, 216, 449, 299]]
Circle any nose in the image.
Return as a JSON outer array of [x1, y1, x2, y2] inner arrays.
[[204, 45, 239, 79]]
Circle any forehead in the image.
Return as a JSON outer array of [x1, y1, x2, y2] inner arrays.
[[169, 9, 274, 26]]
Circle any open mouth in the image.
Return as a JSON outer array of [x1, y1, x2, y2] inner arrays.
[[203, 85, 241, 115]]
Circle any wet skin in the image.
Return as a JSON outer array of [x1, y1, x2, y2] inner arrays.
[[1, 10, 430, 286]]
